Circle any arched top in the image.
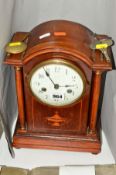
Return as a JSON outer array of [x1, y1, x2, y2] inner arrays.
[[27, 20, 93, 49], [4, 20, 112, 71], [24, 20, 94, 65], [30, 20, 93, 35]]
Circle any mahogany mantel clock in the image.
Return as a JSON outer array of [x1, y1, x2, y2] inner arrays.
[[4, 20, 113, 153]]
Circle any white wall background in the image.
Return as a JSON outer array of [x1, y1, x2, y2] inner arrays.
[[0, 0, 116, 162], [0, 0, 17, 138], [12, 0, 113, 34]]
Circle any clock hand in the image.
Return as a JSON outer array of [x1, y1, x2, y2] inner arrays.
[[43, 67, 59, 89], [59, 84, 78, 87], [43, 67, 55, 85]]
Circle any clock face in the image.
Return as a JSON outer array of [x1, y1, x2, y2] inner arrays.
[[29, 59, 86, 107]]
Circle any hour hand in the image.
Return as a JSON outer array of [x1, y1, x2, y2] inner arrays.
[[59, 84, 78, 87]]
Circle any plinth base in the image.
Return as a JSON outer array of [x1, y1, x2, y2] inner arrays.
[[13, 128, 101, 154]]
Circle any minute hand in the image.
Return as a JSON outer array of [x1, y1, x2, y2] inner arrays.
[[43, 67, 55, 86]]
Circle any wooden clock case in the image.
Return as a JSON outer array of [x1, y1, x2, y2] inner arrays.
[[4, 20, 112, 153]]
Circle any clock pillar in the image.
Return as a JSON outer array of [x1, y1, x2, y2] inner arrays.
[[15, 67, 25, 130], [89, 71, 102, 133]]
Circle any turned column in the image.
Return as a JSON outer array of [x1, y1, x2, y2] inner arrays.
[[15, 66, 25, 130], [89, 70, 102, 133]]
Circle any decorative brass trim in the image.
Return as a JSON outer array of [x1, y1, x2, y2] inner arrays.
[[28, 58, 86, 107], [95, 71, 102, 75], [5, 41, 27, 54], [15, 67, 21, 71]]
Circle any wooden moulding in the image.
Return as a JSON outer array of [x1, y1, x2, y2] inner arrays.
[[13, 126, 101, 154], [13, 133, 101, 154]]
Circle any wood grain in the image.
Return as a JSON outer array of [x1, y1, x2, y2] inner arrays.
[[4, 20, 113, 153]]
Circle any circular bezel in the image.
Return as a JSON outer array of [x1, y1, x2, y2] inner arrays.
[[28, 59, 86, 107]]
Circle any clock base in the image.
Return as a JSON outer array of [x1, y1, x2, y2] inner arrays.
[[12, 128, 101, 154]]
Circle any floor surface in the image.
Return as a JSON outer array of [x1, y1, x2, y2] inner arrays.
[[0, 166, 116, 175], [96, 165, 116, 175]]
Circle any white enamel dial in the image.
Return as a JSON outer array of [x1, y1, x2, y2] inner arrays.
[[29, 59, 85, 107]]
